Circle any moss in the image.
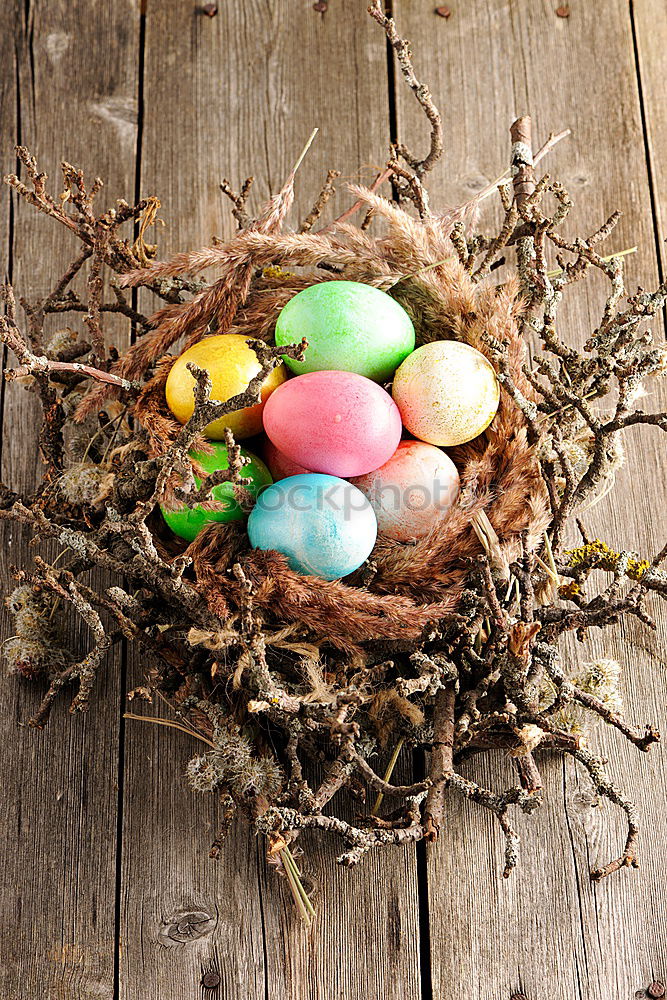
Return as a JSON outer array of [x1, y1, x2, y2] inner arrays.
[[58, 463, 113, 506], [3, 585, 71, 680], [186, 727, 284, 800], [565, 539, 649, 580], [45, 328, 77, 359], [262, 265, 295, 282]]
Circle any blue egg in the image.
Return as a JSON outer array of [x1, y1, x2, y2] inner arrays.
[[247, 473, 377, 580]]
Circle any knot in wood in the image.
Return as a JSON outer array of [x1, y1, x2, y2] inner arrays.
[[158, 909, 217, 947], [202, 970, 221, 989]]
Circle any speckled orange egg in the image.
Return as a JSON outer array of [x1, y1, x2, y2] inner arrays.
[[165, 334, 288, 440], [350, 440, 459, 541], [391, 341, 500, 446]]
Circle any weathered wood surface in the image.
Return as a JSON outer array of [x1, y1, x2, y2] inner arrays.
[[1, 2, 667, 999], [396, 2, 667, 998], [0, 3, 138, 999], [124, 4, 422, 1000]]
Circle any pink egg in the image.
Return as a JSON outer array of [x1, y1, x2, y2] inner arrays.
[[262, 439, 312, 481], [263, 371, 402, 478], [351, 441, 460, 541]]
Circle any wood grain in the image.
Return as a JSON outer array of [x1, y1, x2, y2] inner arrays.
[[633, 0, 667, 275], [4, 2, 667, 998], [119, 4, 422, 999], [394, 1, 667, 997], [0, 2, 138, 998]]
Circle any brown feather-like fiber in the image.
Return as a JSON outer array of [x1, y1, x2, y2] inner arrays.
[[79, 186, 549, 642], [184, 523, 455, 655]]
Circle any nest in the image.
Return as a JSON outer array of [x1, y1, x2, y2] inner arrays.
[[2, 4, 667, 921]]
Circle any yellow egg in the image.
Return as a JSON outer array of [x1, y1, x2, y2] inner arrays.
[[392, 341, 500, 446], [165, 334, 288, 440]]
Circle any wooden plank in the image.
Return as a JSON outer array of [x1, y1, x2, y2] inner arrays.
[[393, 1, 667, 997], [0, 10, 15, 258], [119, 4, 423, 999], [633, 0, 667, 274], [256, 760, 421, 1000], [0, 2, 139, 997]]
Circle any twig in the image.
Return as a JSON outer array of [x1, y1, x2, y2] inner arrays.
[[423, 684, 456, 841]]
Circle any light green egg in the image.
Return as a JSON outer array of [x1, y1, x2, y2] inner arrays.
[[275, 280, 415, 383]]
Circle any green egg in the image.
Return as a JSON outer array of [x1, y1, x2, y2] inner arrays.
[[161, 442, 273, 543], [274, 280, 415, 383]]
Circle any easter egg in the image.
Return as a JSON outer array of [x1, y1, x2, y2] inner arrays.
[[350, 441, 460, 541], [247, 473, 377, 579], [263, 370, 402, 478], [274, 280, 415, 382], [262, 439, 312, 481], [392, 341, 500, 446], [161, 442, 273, 543], [165, 334, 288, 440]]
